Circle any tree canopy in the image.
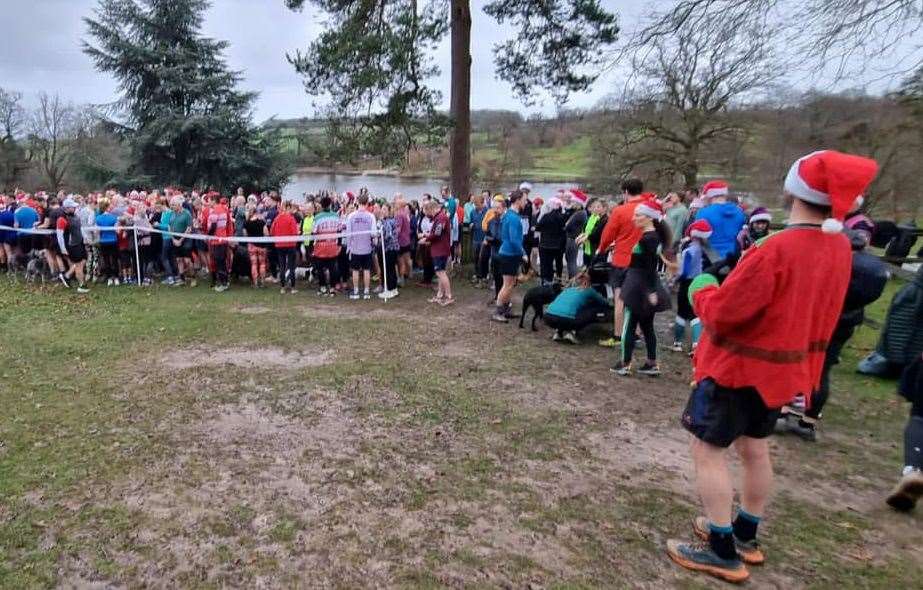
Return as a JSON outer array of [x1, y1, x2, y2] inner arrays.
[[83, 0, 291, 192]]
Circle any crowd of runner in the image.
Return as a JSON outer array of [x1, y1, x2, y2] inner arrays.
[[2, 150, 922, 584]]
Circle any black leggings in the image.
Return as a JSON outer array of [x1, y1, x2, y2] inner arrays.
[[545, 306, 605, 334], [806, 333, 851, 420], [315, 257, 338, 288], [621, 307, 657, 365], [477, 242, 491, 280], [491, 255, 503, 298], [539, 246, 564, 284], [277, 247, 296, 288], [99, 243, 119, 279], [378, 249, 398, 290]]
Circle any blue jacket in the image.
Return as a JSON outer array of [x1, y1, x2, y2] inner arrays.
[[469, 206, 487, 244], [498, 209, 525, 257], [96, 212, 118, 244], [695, 202, 746, 259]]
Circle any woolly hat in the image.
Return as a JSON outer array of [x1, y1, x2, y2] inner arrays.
[[845, 213, 875, 235], [635, 198, 664, 221], [547, 197, 563, 210], [568, 188, 588, 205], [686, 219, 713, 239], [783, 150, 879, 233], [62, 197, 79, 209], [748, 207, 772, 224], [519, 182, 533, 192], [701, 180, 729, 200]]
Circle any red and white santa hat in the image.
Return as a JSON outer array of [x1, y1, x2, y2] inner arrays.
[[635, 197, 664, 221], [701, 180, 729, 200], [685, 219, 713, 240], [783, 150, 879, 233], [567, 188, 588, 206]]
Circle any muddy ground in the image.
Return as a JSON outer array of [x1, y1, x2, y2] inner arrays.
[[2, 279, 920, 589]]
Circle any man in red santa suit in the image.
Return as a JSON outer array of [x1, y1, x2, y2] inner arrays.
[[666, 150, 879, 583]]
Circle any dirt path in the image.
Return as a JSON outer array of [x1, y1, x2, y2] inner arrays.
[[35, 282, 922, 588]]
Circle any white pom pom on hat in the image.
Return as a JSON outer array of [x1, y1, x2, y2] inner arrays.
[[783, 150, 879, 233]]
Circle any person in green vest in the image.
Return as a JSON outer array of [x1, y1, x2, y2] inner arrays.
[[575, 198, 607, 263]]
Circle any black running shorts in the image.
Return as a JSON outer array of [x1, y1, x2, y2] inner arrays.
[[682, 378, 781, 448]]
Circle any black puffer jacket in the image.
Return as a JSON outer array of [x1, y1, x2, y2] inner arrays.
[[877, 264, 923, 365], [835, 234, 889, 339]]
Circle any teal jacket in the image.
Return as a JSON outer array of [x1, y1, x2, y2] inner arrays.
[[547, 287, 609, 319]]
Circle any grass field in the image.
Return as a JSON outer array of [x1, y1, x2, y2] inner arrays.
[[0, 272, 920, 588]]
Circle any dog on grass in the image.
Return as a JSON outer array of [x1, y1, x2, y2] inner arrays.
[[519, 282, 563, 331]]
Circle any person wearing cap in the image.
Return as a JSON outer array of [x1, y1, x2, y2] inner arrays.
[[56, 197, 89, 293], [671, 219, 714, 353], [595, 178, 646, 348], [736, 207, 772, 253], [776, 213, 889, 442], [611, 197, 671, 377], [563, 189, 588, 279], [694, 180, 746, 259], [667, 150, 878, 583], [491, 190, 527, 322]]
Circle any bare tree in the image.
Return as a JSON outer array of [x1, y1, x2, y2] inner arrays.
[[0, 88, 31, 188], [28, 93, 79, 192], [634, 1, 923, 81], [593, 23, 779, 188]]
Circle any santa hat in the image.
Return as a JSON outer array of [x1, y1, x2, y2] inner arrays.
[[568, 188, 588, 206], [748, 207, 772, 224], [635, 198, 664, 221], [519, 181, 533, 192], [701, 180, 729, 200], [783, 150, 878, 233], [686, 219, 713, 240]]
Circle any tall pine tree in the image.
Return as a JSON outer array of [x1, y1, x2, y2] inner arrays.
[[83, 0, 290, 192]]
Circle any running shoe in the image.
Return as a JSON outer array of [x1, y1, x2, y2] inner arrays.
[[670, 341, 684, 352], [290, 288, 299, 295], [598, 337, 620, 348], [552, 331, 563, 342], [666, 539, 749, 584], [161, 277, 174, 285], [886, 468, 923, 512], [77, 286, 90, 294], [692, 516, 765, 565], [610, 363, 631, 376], [637, 363, 661, 377], [172, 278, 185, 287], [349, 292, 361, 300], [58, 273, 70, 287], [490, 312, 509, 323], [363, 292, 371, 300], [562, 331, 580, 345], [439, 297, 455, 306]]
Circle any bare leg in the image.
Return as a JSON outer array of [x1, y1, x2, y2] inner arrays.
[[691, 437, 734, 527], [734, 436, 773, 517], [363, 269, 371, 292], [497, 275, 516, 307], [438, 270, 452, 300]]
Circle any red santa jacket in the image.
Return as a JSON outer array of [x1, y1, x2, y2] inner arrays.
[[692, 226, 852, 409]]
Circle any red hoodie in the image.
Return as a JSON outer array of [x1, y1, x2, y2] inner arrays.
[[270, 211, 299, 249]]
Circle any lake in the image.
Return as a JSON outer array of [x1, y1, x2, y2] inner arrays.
[[283, 171, 580, 201]]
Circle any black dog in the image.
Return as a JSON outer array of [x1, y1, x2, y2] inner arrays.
[[519, 282, 563, 331]]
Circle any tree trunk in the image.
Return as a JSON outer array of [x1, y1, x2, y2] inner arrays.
[[449, 0, 471, 203]]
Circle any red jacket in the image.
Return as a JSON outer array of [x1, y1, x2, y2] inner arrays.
[[270, 211, 299, 249], [596, 196, 643, 268], [692, 227, 851, 409]]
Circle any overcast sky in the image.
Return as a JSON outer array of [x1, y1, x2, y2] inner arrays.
[[0, 0, 899, 123]]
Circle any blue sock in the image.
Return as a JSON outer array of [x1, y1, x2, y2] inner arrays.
[[733, 509, 761, 542], [690, 318, 703, 346], [708, 523, 737, 560], [673, 319, 686, 342]]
